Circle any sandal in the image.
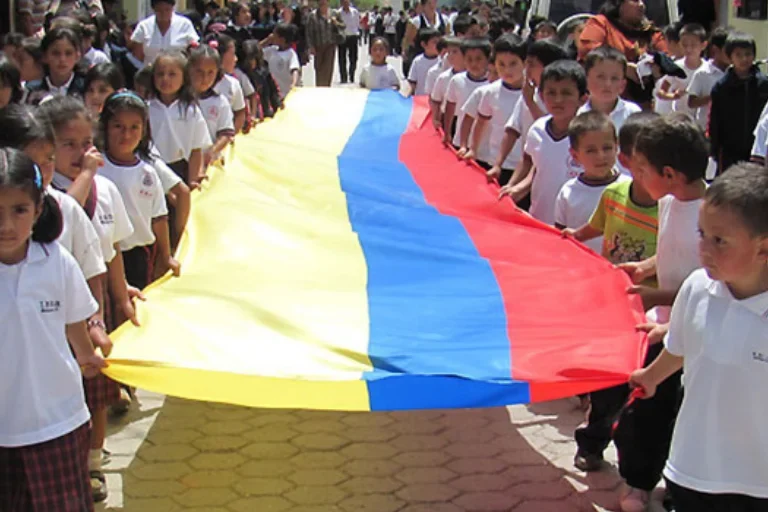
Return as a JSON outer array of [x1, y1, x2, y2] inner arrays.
[[90, 470, 108, 503]]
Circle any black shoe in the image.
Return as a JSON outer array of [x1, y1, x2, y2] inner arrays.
[[574, 451, 604, 472], [340, 78, 348, 84]]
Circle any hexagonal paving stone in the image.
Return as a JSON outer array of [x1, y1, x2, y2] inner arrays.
[[120, 497, 182, 511], [291, 451, 347, 469], [393, 450, 452, 468], [390, 419, 446, 435], [340, 442, 399, 460], [512, 500, 581, 512], [339, 494, 406, 512], [453, 491, 521, 511], [391, 434, 451, 452], [341, 427, 399, 443], [339, 476, 404, 495], [180, 470, 240, 489], [151, 415, 209, 431], [395, 483, 460, 503], [289, 469, 348, 486], [203, 408, 255, 422], [443, 427, 498, 444], [291, 433, 350, 451], [243, 425, 300, 443], [148, 429, 203, 445], [174, 488, 238, 507], [138, 444, 198, 463], [188, 453, 246, 471], [233, 477, 294, 497], [507, 481, 574, 500], [228, 496, 293, 512], [246, 413, 299, 428], [447, 457, 508, 475], [129, 462, 192, 481], [395, 467, 457, 484], [445, 442, 502, 459], [341, 459, 402, 477], [495, 449, 551, 467], [340, 413, 394, 428], [284, 485, 348, 505], [192, 435, 249, 452], [400, 504, 463, 512], [239, 442, 299, 460], [123, 479, 186, 498], [237, 459, 294, 477], [198, 421, 250, 436], [440, 414, 491, 431], [290, 507, 344, 512], [451, 473, 512, 492], [293, 420, 346, 434]]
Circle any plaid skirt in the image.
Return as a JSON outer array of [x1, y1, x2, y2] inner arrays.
[[0, 422, 92, 512], [82, 277, 120, 412]]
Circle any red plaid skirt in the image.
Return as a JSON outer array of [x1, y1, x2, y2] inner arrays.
[[0, 422, 92, 512], [83, 374, 120, 412]]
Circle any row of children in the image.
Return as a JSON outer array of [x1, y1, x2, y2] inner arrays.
[[0, 4, 313, 507], [400, 19, 768, 512]]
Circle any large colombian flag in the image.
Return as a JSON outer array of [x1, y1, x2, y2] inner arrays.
[[105, 88, 647, 411]]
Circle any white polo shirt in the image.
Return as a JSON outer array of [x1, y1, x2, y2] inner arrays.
[[445, 72, 489, 147], [233, 68, 256, 98], [430, 68, 457, 107], [149, 145, 183, 193], [131, 13, 200, 65], [460, 85, 487, 157], [408, 54, 439, 96], [360, 63, 400, 90], [477, 80, 523, 169], [0, 242, 97, 447], [52, 174, 134, 264], [424, 55, 446, 97], [338, 7, 360, 36], [148, 99, 212, 163], [505, 90, 547, 153], [686, 60, 726, 131], [199, 93, 236, 144], [751, 113, 768, 160], [47, 187, 106, 280], [262, 46, 300, 100], [214, 74, 247, 113], [99, 156, 169, 251], [663, 269, 768, 498]]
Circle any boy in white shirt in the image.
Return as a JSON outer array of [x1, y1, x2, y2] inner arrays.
[[613, 114, 709, 512], [686, 27, 730, 131], [631, 163, 768, 512], [655, 24, 707, 117], [429, 37, 464, 129], [499, 60, 588, 225], [459, 33, 526, 184], [407, 28, 441, 96], [442, 37, 491, 147], [260, 24, 301, 100], [423, 37, 449, 96]]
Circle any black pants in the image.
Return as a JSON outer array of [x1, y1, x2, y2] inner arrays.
[[123, 244, 156, 290], [613, 343, 682, 491], [337, 35, 359, 83], [666, 480, 768, 512], [167, 159, 189, 249], [386, 33, 396, 55]]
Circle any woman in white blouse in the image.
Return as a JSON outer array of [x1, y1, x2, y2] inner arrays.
[[131, 0, 199, 66]]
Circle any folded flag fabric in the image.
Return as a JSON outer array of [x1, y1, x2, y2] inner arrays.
[[105, 88, 647, 411]]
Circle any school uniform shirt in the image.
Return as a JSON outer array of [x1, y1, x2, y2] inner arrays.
[[233, 67, 256, 98], [578, 97, 642, 176], [554, 172, 628, 253], [653, 76, 674, 115], [131, 13, 200, 65], [445, 72, 489, 147], [99, 156, 169, 251], [672, 58, 706, 117], [263, 45, 300, 100], [524, 115, 584, 225], [84, 46, 111, 67], [686, 60, 726, 131], [460, 86, 485, 154], [654, 195, 704, 323], [198, 92, 236, 144], [407, 54, 439, 96], [214, 74, 247, 113], [0, 242, 97, 447], [423, 55, 446, 97], [751, 113, 768, 160], [663, 269, 768, 498], [149, 144, 183, 193], [477, 81, 523, 169], [148, 99, 212, 163], [24, 72, 86, 106], [360, 63, 400, 90], [52, 174, 134, 264], [47, 187, 106, 280], [506, 90, 547, 153], [430, 68, 457, 108]]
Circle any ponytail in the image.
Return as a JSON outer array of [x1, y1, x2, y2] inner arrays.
[[32, 193, 64, 244]]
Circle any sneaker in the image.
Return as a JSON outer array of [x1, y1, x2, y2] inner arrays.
[[619, 486, 650, 512], [574, 451, 603, 472]]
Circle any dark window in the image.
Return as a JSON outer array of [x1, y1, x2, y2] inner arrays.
[[736, 0, 768, 20]]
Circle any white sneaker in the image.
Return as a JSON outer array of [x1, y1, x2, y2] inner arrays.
[[619, 486, 650, 512]]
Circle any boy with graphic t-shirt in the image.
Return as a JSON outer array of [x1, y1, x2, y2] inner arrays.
[[407, 28, 441, 96], [499, 60, 587, 225], [442, 37, 491, 147], [630, 163, 768, 512], [612, 114, 709, 512]]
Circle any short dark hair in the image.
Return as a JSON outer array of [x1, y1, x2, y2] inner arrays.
[[151, 0, 176, 7], [709, 27, 730, 50], [417, 27, 441, 48], [0, 104, 55, 148], [84, 62, 125, 94], [706, 162, 768, 236], [568, 111, 616, 149], [527, 39, 567, 67], [634, 114, 708, 182], [274, 22, 298, 42], [443, 35, 462, 48], [452, 14, 477, 36], [493, 33, 526, 61], [678, 23, 706, 42], [724, 31, 756, 57], [663, 22, 681, 43], [584, 46, 628, 75], [460, 37, 492, 58], [0, 54, 23, 104], [618, 111, 660, 155], [436, 37, 448, 52], [540, 59, 588, 97]]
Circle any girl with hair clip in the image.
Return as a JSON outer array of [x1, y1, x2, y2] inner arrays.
[[238, 39, 281, 120], [189, 42, 236, 166], [0, 147, 107, 512], [0, 54, 24, 108], [38, 96, 136, 503], [208, 33, 251, 134], [25, 27, 87, 106], [84, 62, 126, 117]]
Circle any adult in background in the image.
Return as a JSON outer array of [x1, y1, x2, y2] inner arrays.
[[578, 0, 667, 107], [401, 0, 448, 77], [131, 0, 199, 65], [306, 0, 342, 87], [384, 7, 397, 55], [337, 0, 360, 84]]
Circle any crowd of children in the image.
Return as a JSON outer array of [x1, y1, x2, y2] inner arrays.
[[0, 3, 767, 512]]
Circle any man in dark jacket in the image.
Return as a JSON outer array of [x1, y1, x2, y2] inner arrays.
[[709, 32, 768, 175]]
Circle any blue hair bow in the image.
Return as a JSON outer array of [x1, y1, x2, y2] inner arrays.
[[33, 164, 42, 190]]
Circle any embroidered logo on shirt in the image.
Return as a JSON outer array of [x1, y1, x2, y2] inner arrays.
[[207, 105, 219, 118], [753, 352, 768, 364], [99, 213, 115, 225], [40, 300, 61, 313], [566, 155, 582, 178], [142, 172, 154, 187]]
